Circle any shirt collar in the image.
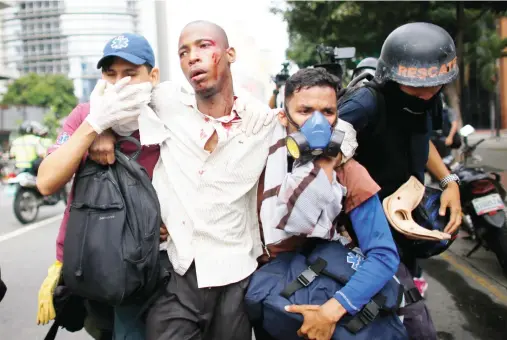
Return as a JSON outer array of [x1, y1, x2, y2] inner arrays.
[[180, 91, 241, 123]]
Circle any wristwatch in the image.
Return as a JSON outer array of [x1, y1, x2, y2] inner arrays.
[[440, 174, 460, 190]]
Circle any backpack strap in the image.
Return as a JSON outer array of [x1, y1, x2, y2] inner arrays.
[[344, 295, 386, 334], [280, 258, 327, 299], [115, 136, 142, 161], [43, 321, 60, 340], [279, 255, 400, 334]]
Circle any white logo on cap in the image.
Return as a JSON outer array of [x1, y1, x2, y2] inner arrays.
[[111, 35, 129, 49]]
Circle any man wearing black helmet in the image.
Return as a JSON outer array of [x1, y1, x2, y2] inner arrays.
[[352, 57, 378, 83], [338, 23, 462, 340]]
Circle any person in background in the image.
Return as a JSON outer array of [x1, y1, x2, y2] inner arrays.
[[431, 93, 460, 158], [351, 57, 378, 85], [9, 121, 47, 175]]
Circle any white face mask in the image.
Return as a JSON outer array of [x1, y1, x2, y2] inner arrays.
[[108, 81, 153, 136], [112, 119, 139, 136]]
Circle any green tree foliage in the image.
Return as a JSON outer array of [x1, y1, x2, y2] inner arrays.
[[1, 73, 78, 138], [272, 1, 503, 74], [467, 26, 507, 92]]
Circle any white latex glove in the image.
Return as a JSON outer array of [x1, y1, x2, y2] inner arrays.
[[238, 101, 278, 137], [336, 119, 358, 164], [85, 77, 152, 134]]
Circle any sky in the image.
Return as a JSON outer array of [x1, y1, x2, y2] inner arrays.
[[138, 0, 290, 100]]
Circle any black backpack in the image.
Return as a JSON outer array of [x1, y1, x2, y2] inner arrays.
[[63, 137, 166, 306]]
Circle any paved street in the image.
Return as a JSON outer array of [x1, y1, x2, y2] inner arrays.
[[0, 183, 65, 235], [0, 132, 506, 339]]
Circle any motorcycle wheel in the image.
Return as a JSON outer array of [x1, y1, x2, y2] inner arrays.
[[13, 188, 39, 224], [484, 221, 507, 276]]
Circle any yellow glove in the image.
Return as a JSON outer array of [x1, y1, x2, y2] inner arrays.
[[37, 260, 62, 325]]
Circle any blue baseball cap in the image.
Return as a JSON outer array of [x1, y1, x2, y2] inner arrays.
[[97, 33, 155, 69]]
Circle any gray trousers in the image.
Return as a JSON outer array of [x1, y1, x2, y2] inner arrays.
[[145, 262, 252, 340], [397, 263, 437, 340]]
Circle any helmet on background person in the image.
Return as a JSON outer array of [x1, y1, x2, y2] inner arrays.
[[352, 57, 378, 80], [35, 125, 49, 137], [375, 22, 458, 87], [18, 121, 36, 135], [18, 121, 46, 136]]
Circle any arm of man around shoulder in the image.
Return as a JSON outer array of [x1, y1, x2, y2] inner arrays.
[[37, 105, 99, 195]]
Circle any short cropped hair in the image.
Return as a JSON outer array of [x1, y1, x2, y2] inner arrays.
[[284, 67, 340, 106]]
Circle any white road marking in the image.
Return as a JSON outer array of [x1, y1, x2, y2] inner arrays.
[[0, 215, 62, 243]]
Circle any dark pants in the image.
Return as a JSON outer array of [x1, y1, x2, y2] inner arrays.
[[29, 157, 43, 176], [396, 263, 437, 340], [145, 262, 252, 340]]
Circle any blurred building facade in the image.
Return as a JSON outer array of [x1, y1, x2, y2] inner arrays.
[[1, 0, 139, 102]]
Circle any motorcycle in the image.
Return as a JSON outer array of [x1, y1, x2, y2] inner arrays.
[[5, 171, 68, 224], [443, 125, 507, 275]]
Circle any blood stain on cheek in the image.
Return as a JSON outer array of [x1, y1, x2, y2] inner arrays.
[[211, 52, 222, 80]]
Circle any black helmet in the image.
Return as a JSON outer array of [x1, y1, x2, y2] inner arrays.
[[352, 57, 378, 79], [375, 22, 458, 87], [411, 186, 458, 258]]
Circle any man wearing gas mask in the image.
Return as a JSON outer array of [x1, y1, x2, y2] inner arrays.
[[338, 23, 462, 340], [252, 68, 400, 340]]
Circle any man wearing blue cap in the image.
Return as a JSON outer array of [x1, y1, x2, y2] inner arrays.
[[36, 33, 161, 340]]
